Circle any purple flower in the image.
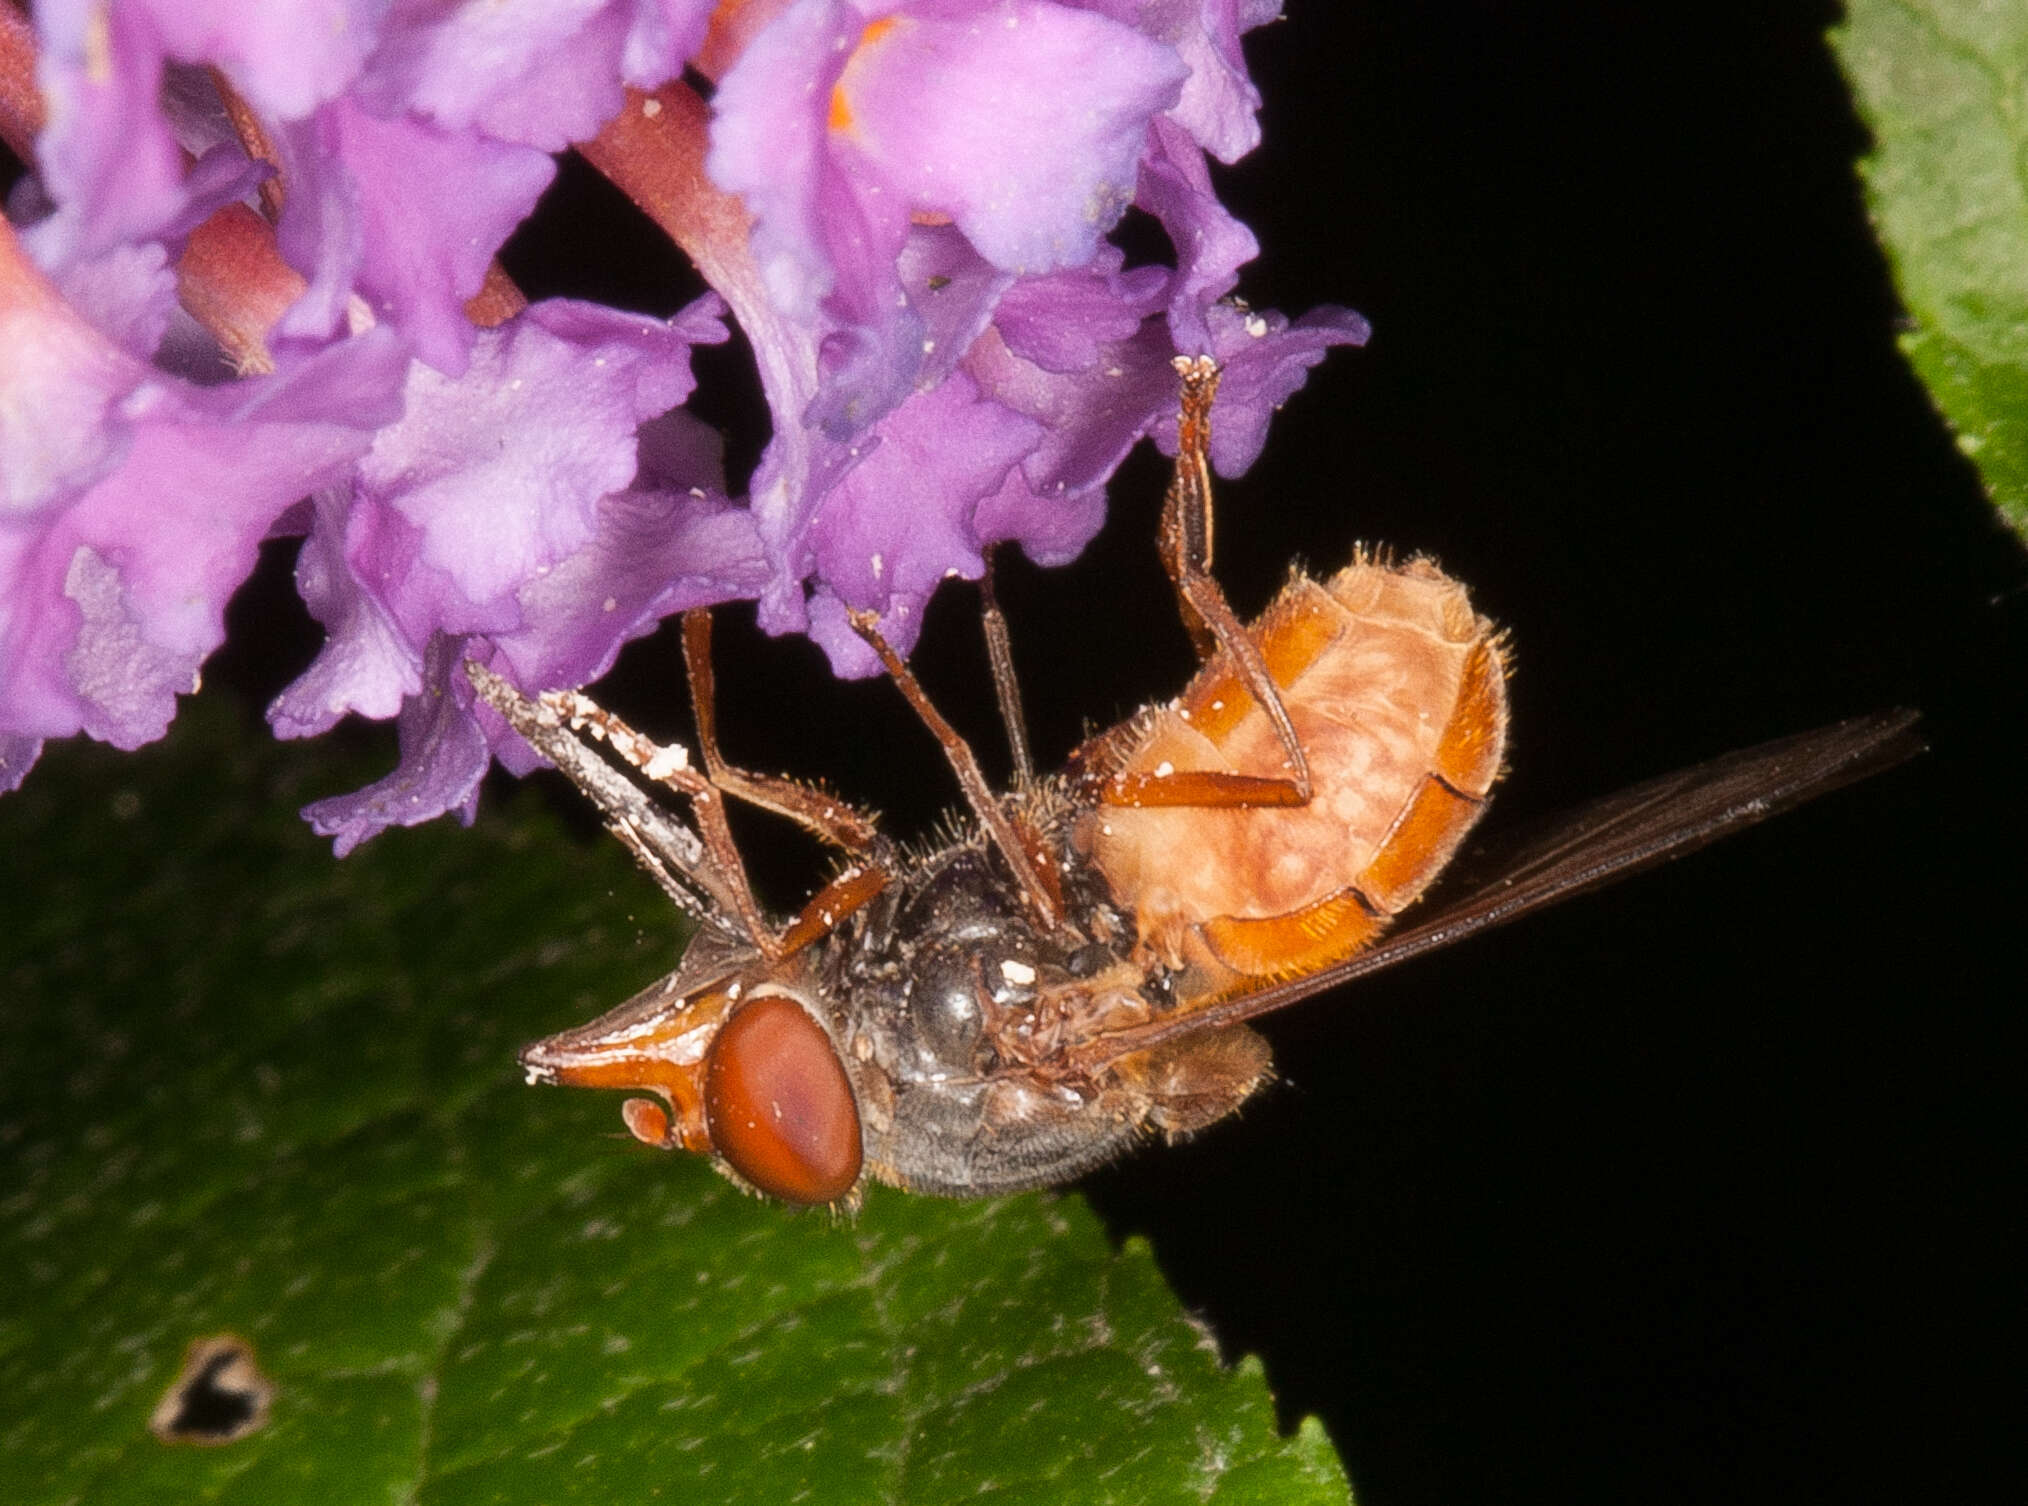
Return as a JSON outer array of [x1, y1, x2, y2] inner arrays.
[[0, 221, 405, 791], [1136, 114, 1259, 351], [28, 0, 714, 371], [353, 0, 715, 153], [23, 0, 223, 274], [266, 95, 558, 374], [276, 295, 755, 851], [801, 365, 1045, 675], [298, 470, 770, 856], [3, 0, 1363, 852], [719, 188, 1364, 677], [1080, 0, 1285, 164], [707, 0, 1188, 434]]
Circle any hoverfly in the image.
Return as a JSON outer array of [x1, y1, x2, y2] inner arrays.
[[466, 357, 1920, 1208]]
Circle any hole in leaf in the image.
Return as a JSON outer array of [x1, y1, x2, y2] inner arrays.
[[148, 1335, 273, 1446]]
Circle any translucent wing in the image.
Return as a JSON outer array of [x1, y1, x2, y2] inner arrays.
[[1087, 708, 1923, 1062]]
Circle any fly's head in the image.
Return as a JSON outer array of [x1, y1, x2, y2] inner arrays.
[[517, 927, 867, 1209]]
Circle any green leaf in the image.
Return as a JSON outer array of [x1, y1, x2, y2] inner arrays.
[[1831, 0, 2028, 540], [0, 702, 1350, 1506]]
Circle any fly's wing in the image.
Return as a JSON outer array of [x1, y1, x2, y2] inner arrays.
[[1087, 708, 1923, 1060], [1404, 706, 1924, 952]]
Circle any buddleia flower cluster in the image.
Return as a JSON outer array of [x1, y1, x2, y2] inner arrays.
[[0, 0, 1366, 851]]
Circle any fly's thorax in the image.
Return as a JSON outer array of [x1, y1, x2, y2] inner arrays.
[[821, 835, 1183, 1196]]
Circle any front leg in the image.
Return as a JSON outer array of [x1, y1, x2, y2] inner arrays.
[[465, 661, 739, 935]]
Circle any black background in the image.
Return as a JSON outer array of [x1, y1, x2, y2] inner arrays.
[[13, 4, 2020, 1504]]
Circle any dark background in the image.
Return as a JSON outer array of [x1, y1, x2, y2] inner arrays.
[[13, 4, 2019, 1504]]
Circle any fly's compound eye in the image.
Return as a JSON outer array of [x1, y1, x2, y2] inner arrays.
[[702, 995, 863, 1205]]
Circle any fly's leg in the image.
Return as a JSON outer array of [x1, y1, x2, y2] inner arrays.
[[680, 610, 881, 855], [1150, 354, 1313, 806], [978, 547, 1035, 785], [537, 684, 785, 960], [847, 609, 1065, 928], [466, 660, 745, 933]]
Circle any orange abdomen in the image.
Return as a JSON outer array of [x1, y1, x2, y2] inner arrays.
[[1073, 555, 1508, 1000]]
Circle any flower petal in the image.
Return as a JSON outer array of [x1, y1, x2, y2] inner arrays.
[[1185, 300, 1371, 474], [270, 296, 728, 741], [1082, 0, 1281, 163], [0, 735, 44, 794], [266, 488, 424, 737], [272, 98, 557, 374], [710, 0, 1186, 437], [496, 478, 769, 695], [147, 0, 383, 120], [26, 0, 189, 273], [0, 228, 405, 755], [839, 1, 1186, 274], [1136, 115, 1258, 351], [361, 296, 723, 611], [964, 255, 1176, 497], [356, 0, 714, 152], [300, 632, 490, 857], [802, 366, 1042, 674], [302, 472, 768, 850]]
